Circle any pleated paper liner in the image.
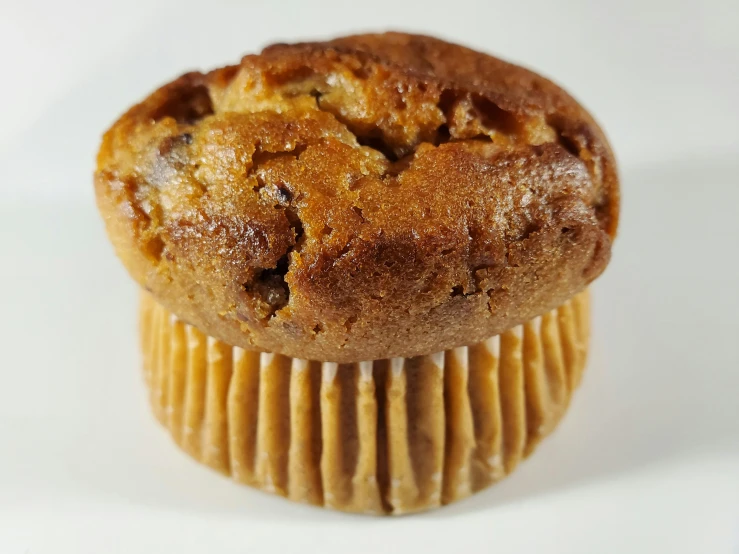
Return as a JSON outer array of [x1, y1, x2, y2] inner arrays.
[[139, 290, 590, 515]]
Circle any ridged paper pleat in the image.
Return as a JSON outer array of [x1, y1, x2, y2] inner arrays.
[[140, 291, 590, 514]]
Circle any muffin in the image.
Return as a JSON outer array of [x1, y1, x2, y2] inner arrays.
[[95, 32, 618, 514]]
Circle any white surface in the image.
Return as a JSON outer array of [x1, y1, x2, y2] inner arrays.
[[1, 1, 738, 552]]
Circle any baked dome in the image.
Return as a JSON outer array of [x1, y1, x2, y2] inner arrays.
[[95, 32, 618, 362]]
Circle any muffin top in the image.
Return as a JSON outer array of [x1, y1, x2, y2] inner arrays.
[[95, 32, 619, 362]]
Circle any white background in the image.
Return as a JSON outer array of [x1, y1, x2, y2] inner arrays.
[[1, 0, 738, 552]]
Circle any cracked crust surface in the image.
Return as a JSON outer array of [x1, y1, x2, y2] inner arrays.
[[95, 32, 619, 362]]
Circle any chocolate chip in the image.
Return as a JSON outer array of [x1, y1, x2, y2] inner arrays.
[[275, 185, 292, 204]]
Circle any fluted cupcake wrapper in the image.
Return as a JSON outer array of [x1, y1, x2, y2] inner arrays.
[[139, 290, 590, 515]]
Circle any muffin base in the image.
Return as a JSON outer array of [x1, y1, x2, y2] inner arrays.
[[139, 290, 590, 514]]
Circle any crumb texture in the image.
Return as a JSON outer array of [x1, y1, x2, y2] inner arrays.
[[96, 32, 618, 362]]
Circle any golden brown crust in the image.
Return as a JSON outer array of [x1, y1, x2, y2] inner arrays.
[[95, 32, 619, 362]]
